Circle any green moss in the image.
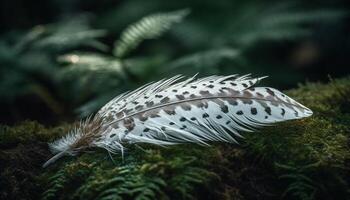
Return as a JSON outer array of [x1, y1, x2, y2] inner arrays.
[[1, 77, 349, 200], [0, 121, 66, 147], [0, 121, 73, 200]]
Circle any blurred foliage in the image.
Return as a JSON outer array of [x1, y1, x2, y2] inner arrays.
[[0, 76, 349, 200], [0, 9, 193, 122], [114, 9, 190, 58], [0, 0, 348, 124], [0, 1, 349, 199]]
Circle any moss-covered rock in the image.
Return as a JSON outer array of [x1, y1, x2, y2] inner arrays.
[[1, 77, 349, 200]]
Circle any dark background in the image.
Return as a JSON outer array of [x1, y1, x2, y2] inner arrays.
[[0, 0, 349, 124]]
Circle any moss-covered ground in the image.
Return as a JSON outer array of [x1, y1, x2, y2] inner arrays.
[[1, 77, 349, 200]]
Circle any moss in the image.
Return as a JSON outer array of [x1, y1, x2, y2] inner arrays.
[[1, 77, 349, 200], [0, 121, 73, 200], [0, 121, 72, 148]]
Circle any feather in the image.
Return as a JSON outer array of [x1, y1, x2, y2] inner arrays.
[[43, 74, 312, 167]]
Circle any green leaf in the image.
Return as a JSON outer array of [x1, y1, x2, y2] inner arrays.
[[114, 9, 190, 58]]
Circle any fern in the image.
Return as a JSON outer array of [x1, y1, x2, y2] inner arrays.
[[95, 165, 166, 200], [44, 150, 218, 200], [141, 155, 218, 199], [32, 17, 107, 52], [276, 162, 321, 200], [42, 161, 96, 200], [71, 164, 166, 200], [170, 166, 216, 199], [231, 8, 345, 46], [42, 168, 68, 200], [168, 2, 345, 48], [113, 9, 190, 58], [58, 53, 123, 73]]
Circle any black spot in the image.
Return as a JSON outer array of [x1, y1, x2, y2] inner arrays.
[[181, 104, 192, 111], [125, 108, 133, 114], [150, 113, 160, 118], [190, 117, 196, 121], [143, 128, 150, 132], [155, 94, 163, 98], [160, 97, 170, 104], [294, 111, 299, 117], [265, 107, 272, 115], [230, 82, 237, 86], [110, 134, 116, 138], [216, 115, 222, 119], [209, 81, 214, 83], [183, 91, 189, 95], [242, 83, 248, 88], [180, 125, 187, 130], [200, 90, 210, 95], [251, 107, 257, 115], [281, 108, 286, 116], [190, 94, 197, 98], [191, 86, 197, 89], [123, 118, 135, 131], [161, 127, 166, 131], [221, 105, 229, 113], [180, 117, 186, 122], [249, 88, 255, 91], [135, 105, 143, 110], [265, 116, 268, 119], [169, 122, 175, 125], [236, 110, 243, 115], [249, 81, 253, 85], [226, 121, 231, 124], [164, 109, 176, 115], [227, 99, 238, 106], [266, 88, 275, 96], [138, 114, 148, 121], [172, 89, 178, 92], [202, 113, 209, 118], [144, 96, 149, 99], [242, 99, 253, 104], [132, 101, 138, 105], [176, 95, 185, 100], [145, 101, 154, 107], [207, 85, 214, 88], [124, 130, 128, 134]]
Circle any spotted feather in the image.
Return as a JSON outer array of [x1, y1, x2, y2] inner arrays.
[[43, 74, 312, 167]]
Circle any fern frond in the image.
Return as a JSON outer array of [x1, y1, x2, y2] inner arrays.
[[276, 162, 321, 200], [77, 165, 167, 200], [58, 53, 123, 73], [114, 9, 190, 58], [229, 5, 346, 46], [42, 168, 67, 200], [33, 17, 107, 52]]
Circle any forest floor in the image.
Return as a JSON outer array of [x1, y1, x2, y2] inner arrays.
[[1, 77, 349, 200]]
